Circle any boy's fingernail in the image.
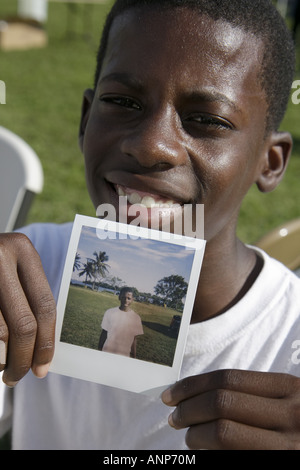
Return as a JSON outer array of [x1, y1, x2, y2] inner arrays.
[[4, 380, 19, 388], [161, 387, 172, 404], [0, 340, 7, 366], [168, 412, 175, 428], [33, 363, 50, 378]]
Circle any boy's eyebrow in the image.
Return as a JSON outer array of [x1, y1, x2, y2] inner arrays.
[[185, 90, 242, 114], [99, 73, 242, 114], [98, 72, 144, 91]]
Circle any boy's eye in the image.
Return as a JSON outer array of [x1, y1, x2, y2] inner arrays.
[[185, 113, 233, 131], [100, 95, 141, 110]]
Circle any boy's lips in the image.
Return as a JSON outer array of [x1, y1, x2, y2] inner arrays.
[[101, 182, 185, 231], [115, 184, 181, 208], [97, 179, 201, 235]]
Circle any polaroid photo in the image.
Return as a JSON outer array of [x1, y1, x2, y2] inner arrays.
[[50, 214, 206, 395]]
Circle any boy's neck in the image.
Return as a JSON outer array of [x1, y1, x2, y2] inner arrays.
[[191, 237, 263, 324]]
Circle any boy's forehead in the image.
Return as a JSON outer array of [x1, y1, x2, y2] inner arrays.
[[100, 7, 265, 104], [104, 7, 262, 68]]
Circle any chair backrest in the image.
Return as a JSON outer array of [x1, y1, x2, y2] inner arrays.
[[0, 126, 43, 232], [256, 218, 300, 271]]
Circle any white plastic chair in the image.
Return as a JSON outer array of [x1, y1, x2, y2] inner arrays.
[[0, 126, 44, 232]]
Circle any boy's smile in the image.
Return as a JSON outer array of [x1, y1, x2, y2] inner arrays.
[[115, 185, 179, 209], [80, 7, 275, 242]]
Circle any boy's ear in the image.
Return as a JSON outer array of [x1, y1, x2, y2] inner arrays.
[[78, 88, 95, 152], [256, 131, 293, 193]]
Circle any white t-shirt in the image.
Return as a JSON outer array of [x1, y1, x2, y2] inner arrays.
[[0, 222, 300, 450], [101, 307, 143, 356]]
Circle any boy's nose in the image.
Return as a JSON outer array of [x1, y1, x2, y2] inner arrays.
[[120, 108, 187, 169]]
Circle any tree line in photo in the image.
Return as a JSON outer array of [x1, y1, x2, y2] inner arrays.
[[72, 250, 188, 312]]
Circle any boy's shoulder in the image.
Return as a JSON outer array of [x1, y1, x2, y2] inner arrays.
[[16, 221, 73, 244], [254, 246, 300, 282], [251, 246, 300, 312], [105, 306, 120, 314]]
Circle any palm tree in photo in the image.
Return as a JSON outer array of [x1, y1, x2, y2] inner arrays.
[[73, 252, 81, 272], [90, 251, 110, 290], [79, 260, 95, 287]]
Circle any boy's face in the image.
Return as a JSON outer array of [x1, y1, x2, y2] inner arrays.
[[119, 291, 133, 310], [80, 7, 274, 242]]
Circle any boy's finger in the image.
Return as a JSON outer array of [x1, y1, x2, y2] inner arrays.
[[14, 238, 56, 377], [184, 420, 288, 450], [1, 295, 37, 386], [0, 310, 8, 371], [168, 389, 290, 431], [161, 369, 298, 406], [0, 233, 56, 384]]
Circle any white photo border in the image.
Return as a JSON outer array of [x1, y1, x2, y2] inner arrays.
[[50, 214, 206, 395]]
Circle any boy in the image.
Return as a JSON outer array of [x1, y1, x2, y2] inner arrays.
[[98, 287, 143, 358], [0, 0, 300, 450]]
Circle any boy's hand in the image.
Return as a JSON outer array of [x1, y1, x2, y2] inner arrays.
[[161, 369, 300, 450], [0, 233, 56, 387]]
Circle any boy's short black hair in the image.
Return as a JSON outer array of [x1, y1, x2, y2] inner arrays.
[[94, 0, 295, 133], [119, 287, 134, 297]]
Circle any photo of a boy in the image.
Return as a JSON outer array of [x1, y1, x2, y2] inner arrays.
[[98, 287, 144, 358]]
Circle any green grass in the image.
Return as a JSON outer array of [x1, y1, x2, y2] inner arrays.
[[0, 1, 299, 243], [0, 0, 114, 223], [61, 286, 179, 367]]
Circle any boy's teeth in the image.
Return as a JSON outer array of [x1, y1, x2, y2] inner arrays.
[[140, 196, 156, 207], [128, 192, 142, 205], [116, 186, 176, 208], [118, 187, 126, 197]]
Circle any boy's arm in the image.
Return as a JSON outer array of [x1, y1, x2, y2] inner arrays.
[[161, 369, 300, 450], [0, 233, 56, 387], [130, 337, 137, 358], [98, 330, 107, 350]]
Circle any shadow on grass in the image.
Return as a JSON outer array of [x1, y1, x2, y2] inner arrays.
[[142, 321, 179, 339]]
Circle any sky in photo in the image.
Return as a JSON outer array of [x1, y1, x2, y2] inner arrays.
[[72, 225, 197, 294]]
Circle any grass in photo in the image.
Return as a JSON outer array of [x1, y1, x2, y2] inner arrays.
[[60, 286, 182, 367]]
